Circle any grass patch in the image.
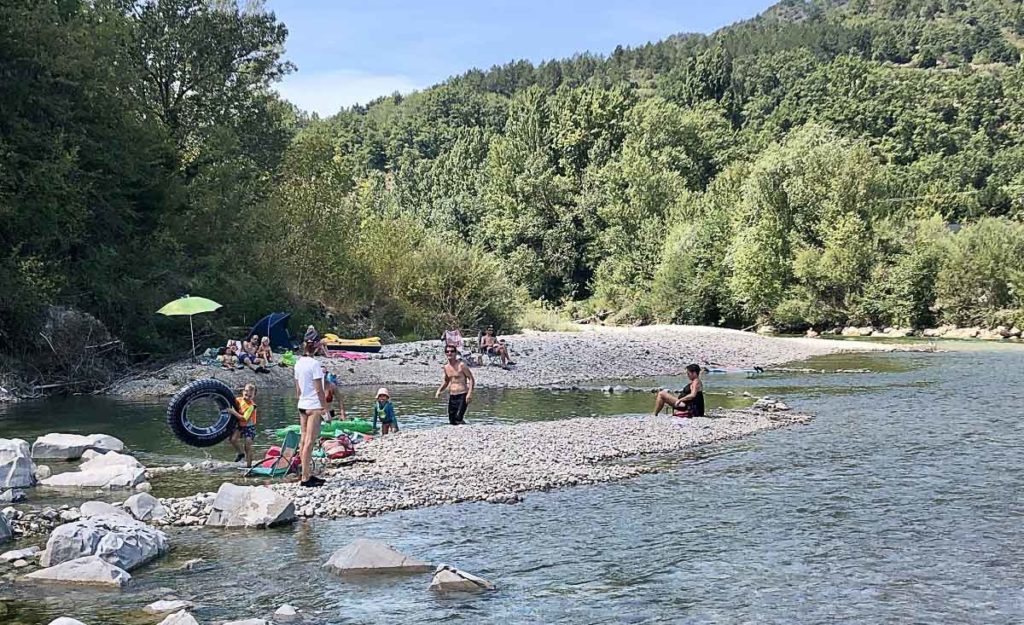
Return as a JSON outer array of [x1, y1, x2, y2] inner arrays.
[[516, 304, 580, 332]]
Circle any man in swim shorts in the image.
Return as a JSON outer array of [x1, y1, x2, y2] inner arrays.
[[435, 344, 475, 424]]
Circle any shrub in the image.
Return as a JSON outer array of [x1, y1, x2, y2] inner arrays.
[[935, 217, 1024, 325]]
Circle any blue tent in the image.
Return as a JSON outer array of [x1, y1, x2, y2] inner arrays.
[[249, 312, 293, 350]]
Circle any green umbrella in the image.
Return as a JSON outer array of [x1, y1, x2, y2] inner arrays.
[[157, 295, 222, 359]]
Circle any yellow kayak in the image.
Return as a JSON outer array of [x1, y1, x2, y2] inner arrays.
[[322, 334, 382, 353]]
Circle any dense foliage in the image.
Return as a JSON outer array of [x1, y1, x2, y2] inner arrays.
[[4, 0, 1024, 385]]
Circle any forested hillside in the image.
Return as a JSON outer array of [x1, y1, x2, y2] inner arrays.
[[3, 0, 1024, 388]]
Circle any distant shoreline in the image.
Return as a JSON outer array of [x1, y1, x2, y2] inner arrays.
[[109, 325, 912, 399]]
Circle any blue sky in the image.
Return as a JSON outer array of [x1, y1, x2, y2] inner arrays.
[[266, 0, 775, 116]]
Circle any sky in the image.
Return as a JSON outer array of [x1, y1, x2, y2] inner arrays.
[[265, 0, 776, 116]]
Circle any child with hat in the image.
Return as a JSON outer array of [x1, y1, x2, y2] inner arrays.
[[371, 387, 398, 435]]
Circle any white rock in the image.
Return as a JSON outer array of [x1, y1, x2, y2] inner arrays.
[[79, 501, 128, 519], [42, 452, 146, 489], [0, 438, 37, 488], [323, 538, 431, 575], [35, 464, 52, 480], [48, 619, 88, 625], [81, 449, 101, 461], [13, 558, 29, 568], [220, 620, 269, 625], [1, 545, 40, 561], [124, 493, 165, 521], [25, 555, 131, 587], [156, 610, 198, 625], [31, 433, 124, 460], [205, 483, 295, 529], [0, 512, 11, 543], [136, 481, 152, 492], [944, 327, 980, 339], [0, 488, 27, 503], [274, 604, 299, 622], [144, 600, 195, 614], [428, 564, 496, 592], [40, 515, 168, 571], [60, 509, 81, 522]]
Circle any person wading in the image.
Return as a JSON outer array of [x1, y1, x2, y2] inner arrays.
[[294, 338, 327, 487], [436, 344, 475, 424]]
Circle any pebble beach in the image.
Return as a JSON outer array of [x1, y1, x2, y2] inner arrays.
[[158, 407, 811, 523], [112, 325, 903, 397]]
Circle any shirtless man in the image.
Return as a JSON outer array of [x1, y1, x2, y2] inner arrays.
[[435, 344, 475, 425], [480, 326, 514, 368]]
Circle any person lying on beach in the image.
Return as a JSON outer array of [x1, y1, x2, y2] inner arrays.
[[372, 387, 399, 435], [653, 364, 704, 418], [226, 383, 258, 467], [436, 344, 474, 425]]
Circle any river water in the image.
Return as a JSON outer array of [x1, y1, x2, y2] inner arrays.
[[1, 343, 1022, 624]]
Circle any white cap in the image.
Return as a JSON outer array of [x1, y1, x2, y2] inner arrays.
[[376, 387, 390, 398]]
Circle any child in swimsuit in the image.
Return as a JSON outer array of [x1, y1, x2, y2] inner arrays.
[[371, 387, 399, 435], [227, 383, 258, 467]]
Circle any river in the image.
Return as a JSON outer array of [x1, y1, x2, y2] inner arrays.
[[1, 343, 1021, 624]]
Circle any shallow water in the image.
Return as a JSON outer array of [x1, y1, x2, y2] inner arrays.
[[2, 344, 1023, 624]]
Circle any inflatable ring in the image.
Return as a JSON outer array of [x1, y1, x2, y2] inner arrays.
[[166, 379, 237, 447]]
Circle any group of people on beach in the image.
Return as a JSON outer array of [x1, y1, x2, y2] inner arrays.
[[218, 335, 275, 372]]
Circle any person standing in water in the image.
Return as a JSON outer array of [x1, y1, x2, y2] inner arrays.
[[294, 339, 327, 487], [653, 364, 705, 418], [436, 344, 475, 424]]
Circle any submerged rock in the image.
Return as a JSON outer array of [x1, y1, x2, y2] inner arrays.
[[323, 538, 431, 575], [428, 564, 496, 592], [25, 555, 131, 587], [1, 545, 40, 561], [205, 483, 295, 529], [144, 600, 195, 614], [40, 515, 168, 571], [0, 488, 27, 503], [157, 610, 199, 625], [273, 604, 299, 622]]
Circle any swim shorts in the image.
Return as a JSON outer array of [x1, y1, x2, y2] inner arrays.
[[240, 424, 257, 439], [448, 393, 468, 425]]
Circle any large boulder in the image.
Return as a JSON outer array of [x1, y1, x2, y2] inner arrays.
[[0, 513, 11, 543], [79, 501, 129, 519], [31, 433, 124, 460], [25, 555, 131, 588], [124, 492, 166, 521], [428, 564, 496, 592], [0, 438, 38, 488], [944, 326, 980, 339], [42, 451, 145, 489], [157, 610, 199, 625], [205, 483, 295, 529], [322, 538, 431, 575], [40, 515, 168, 571]]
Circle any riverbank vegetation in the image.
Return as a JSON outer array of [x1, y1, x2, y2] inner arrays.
[[3, 0, 1024, 389]]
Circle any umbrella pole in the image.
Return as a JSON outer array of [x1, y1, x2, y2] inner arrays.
[[190, 314, 196, 362]]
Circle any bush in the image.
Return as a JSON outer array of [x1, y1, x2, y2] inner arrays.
[[516, 303, 579, 332], [935, 217, 1024, 325]]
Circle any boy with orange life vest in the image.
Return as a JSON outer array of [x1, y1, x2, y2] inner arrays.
[[227, 383, 259, 467]]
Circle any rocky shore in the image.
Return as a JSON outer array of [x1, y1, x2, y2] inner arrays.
[[111, 325, 904, 398], [159, 405, 810, 523]]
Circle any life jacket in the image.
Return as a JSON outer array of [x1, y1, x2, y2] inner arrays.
[[235, 396, 257, 424], [373, 401, 393, 423]]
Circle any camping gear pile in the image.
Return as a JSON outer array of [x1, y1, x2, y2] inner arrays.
[[247, 418, 374, 478]]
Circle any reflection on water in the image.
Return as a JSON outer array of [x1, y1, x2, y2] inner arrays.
[[2, 345, 1024, 624]]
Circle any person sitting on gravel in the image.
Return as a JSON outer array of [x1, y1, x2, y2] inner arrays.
[[371, 387, 399, 435], [219, 342, 240, 370], [257, 336, 275, 365], [653, 364, 705, 418], [226, 383, 258, 467], [238, 335, 265, 372]]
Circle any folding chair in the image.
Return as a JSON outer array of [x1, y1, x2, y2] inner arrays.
[[245, 430, 300, 478]]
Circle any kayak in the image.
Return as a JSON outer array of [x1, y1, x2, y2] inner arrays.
[[704, 366, 764, 374], [275, 419, 375, 439]]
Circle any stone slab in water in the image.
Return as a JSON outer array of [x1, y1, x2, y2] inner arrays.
[[31, 433, 124, 460], [25, 555, 131, 587], [0, 438, 37, 488], [41, 451, 146, 489], [79, 501, 128, 519], [1, 545, 40, 561], [49, 619, 88, 625], [323, 538, 431, 574], [145, 599, 195, 614], [428, 564, 496, 592], [41, 515, 168, 571]]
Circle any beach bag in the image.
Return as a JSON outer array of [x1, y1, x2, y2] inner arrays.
[[321, 436, 355, 459]]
